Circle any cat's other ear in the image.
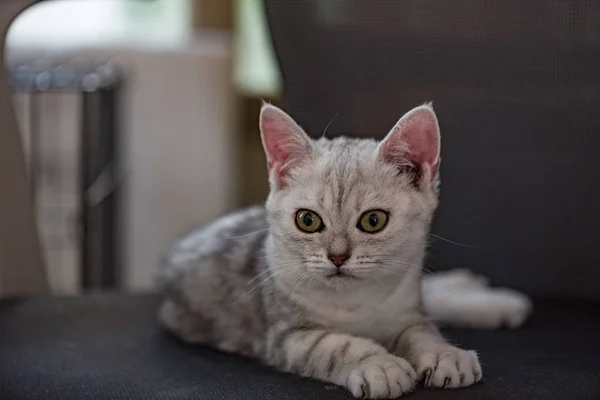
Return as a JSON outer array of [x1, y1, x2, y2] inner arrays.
[[377, 103, 440, 187], [259, 104, 313, 189]]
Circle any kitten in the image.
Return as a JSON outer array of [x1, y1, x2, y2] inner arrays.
[[157, 104, 532, 398]]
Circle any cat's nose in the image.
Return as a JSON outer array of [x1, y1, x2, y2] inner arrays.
[[328, 254, 349, 268]]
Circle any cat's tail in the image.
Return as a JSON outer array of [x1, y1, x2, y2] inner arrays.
[[421, 269, 533, 330]]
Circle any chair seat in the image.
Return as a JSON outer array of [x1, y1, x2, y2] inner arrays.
[[1, 293, 599, 400]]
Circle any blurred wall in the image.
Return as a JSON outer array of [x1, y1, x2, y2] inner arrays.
[[123, 45, 238, 290]]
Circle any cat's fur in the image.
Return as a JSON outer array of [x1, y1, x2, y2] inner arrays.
[[157, 104, 532, 398]]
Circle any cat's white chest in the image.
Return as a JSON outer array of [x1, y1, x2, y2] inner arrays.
[[342, 301, 407, 340], [304, 284, 420, 343]]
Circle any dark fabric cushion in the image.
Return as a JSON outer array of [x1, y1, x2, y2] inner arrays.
[[1, 293, 599, 400]]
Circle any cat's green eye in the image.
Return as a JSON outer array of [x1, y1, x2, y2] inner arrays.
[[358, 210, 388, 233], [295, 209, 324, 233]]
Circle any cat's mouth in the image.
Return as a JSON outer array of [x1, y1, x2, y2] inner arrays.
[[326, 270, 358, 280]]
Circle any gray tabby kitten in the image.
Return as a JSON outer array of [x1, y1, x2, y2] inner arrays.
[[158, 104, 532, 398]]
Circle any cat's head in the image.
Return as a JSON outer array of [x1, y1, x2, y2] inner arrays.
[[260, 104, 440, 289]]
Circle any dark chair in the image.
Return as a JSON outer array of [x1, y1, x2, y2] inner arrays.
[[265, 0, 600, 299], [263, 0, 600, 397], [2, 1, 600, 399]]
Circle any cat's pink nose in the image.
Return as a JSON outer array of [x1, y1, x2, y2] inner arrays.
[[328, 254, 349, 268]]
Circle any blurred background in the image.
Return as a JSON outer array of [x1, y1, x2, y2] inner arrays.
[[6, 0, 280, 294]]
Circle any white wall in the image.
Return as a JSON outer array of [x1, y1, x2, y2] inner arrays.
[[122, 43, 239, 290], [6, 1, 239, 292]]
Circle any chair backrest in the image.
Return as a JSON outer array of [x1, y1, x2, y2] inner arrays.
[[265, 0, 600, 300], [0, 0, 47, 297]]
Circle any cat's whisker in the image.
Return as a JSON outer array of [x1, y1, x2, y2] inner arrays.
[[238, 264, 301, 300], [358, 260, 412, 271], [376, 257, 422, 266], [363, 256, 426, 269], [239, 276, 273, 300], [427, 233, 479, 248], [246, 262, 300, 284], [224, 228, 270, 240], [255, 254, 307, 261], [379, 264, 435, 276], [372, 265, 434, 282], [369, 274, 385, 288], [246, 258, 321, 286], [238, 275, 283, 302], [376, 261, 436, 277], [290, 270, 315, 297], [372, 256, 432, 269], [302, 271, 320, 290], [424, 261, 436, 270]]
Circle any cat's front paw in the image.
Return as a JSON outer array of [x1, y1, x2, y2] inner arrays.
[[415, 346, 482, 389], [347, 354, 417, 398]]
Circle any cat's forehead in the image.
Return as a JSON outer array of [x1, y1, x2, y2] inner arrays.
[[314, 136, 377, 167], [287, 137, 412, 212], [314, 136, 378, 156], [313, 137, 379, 186]]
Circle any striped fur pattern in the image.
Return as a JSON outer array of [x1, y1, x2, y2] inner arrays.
[[158, 105, 529, 398]]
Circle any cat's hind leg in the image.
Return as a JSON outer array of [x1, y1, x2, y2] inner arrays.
[[422, 269, 533, 329], [158, 298, 214, 344], [158, 295, 263, 357]]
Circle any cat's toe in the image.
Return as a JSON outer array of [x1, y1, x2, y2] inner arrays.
[[416, 347, 482, 389], [347, 373, 370, 398], [477, 288, 532, 329], [430, 353, 461, 388], [347, 354, 416, 398], [456, 349, 481, 386], [495, 289, 533, 328]]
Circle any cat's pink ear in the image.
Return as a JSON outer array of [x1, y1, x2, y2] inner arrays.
[[260, 104, 313, 188], [377, 104, 441, 186]]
